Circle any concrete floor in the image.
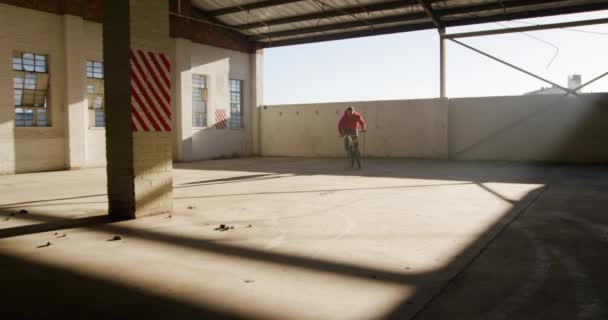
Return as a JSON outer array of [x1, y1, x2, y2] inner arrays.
[[0, 158, 606, 319]]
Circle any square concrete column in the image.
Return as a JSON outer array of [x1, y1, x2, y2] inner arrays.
[[103, 0, 173, 219], [64, 15, 87, 169], [250, 49, 263, 155]]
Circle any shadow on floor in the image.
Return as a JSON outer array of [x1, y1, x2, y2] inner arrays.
[[0, 251, 244, 320], [0, 184, 552, 319], [174, 158, 608, 185], [1, 161, 607, 319]]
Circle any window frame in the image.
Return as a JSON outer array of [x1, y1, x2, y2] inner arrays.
[[192, 74, 208, 128], [86, 60, 104, 79], [86, 60, 105, 128], [12, 51, 50, 128], [229, 79, 244, 130]]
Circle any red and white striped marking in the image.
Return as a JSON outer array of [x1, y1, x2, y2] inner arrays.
[[130, 49, 171, 132], [215, 109, 227, 130]]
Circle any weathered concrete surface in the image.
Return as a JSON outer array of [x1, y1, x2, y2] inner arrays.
[[260, 93, 608, 163], [0, 159, 606, 319], [450, 94, 608, 162], [261, 99, 449, 159], [415, 169, 608, 319]]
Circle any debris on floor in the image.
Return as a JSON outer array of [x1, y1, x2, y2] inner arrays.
[[243, 279, 255, 283], [56, 234, 67, 238], [37, 242, 52, 248], [19, 209, 28, 214], [214, 224, 235, 231], [246, 224, 252, 228], [187, 205, 196, 210], [108, 235, 122, 241]]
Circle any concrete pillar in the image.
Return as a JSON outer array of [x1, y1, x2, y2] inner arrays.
[[439, 28, 446, 98], [64, 14, 87, 169], [103, 0, 173, 219], [173, 38, 193, 162], [250, 49, 263, 155]]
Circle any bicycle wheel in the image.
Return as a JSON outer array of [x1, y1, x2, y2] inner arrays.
[[351, 145, 356, 168], [353, 142, 362, 169]]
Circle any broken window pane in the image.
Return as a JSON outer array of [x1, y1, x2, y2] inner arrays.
[[13, 52, 50, 127]]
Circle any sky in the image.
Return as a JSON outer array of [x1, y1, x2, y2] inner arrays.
[[263, 10, 608, 105]]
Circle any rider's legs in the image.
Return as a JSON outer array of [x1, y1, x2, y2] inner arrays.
[[343, 128, 357, 154], [344, 135, 352, 154]]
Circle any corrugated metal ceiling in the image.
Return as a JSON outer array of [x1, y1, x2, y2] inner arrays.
[[188, 0, 608, 47]]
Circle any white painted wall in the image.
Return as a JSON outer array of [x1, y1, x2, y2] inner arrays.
[[174, 42, 252, 161], [83, 20, 107, 167], [0, 4, 67, 174], [450, 93, 608, 162], [261, 99, 449, 159], [0, 5, 255, 173], [262, 94, 608, 163], [2, 5, 605, 174]]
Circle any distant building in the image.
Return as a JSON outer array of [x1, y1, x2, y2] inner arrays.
[[524, 74, 582, 95]]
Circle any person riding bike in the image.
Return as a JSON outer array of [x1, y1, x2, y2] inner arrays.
[[338, 106, 366, 166]]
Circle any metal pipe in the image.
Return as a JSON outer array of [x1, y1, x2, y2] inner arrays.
[[444, 17, 608, 39], [449, 38, 578, 96]]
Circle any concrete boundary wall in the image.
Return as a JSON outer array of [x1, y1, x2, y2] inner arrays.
[[450, 93, 608, 162], [261, 99, 449, 159], [261, 93, 608, 163]]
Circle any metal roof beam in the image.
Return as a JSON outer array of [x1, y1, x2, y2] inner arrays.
[[450, 38, 578, 95], [417, 0, 442, 28], [254, 0, 608, 48], [250, 12, 428, 40], [262, 21, 436, 47], [445, 17, 608, 39], [207, 0, 304, 17], [233, 0, 428, 30], [249, 0, 566, 41], [443, 1, 608, 27], [438, 0, 568, 16], [236, 0, 565, 31]]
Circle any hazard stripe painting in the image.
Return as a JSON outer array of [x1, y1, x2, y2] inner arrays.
[[130, 49, 171, 132], [215, 109, 227, 130]]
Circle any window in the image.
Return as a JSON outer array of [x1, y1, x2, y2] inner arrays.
[[86, 61, 105, 127], [192, 74, 207, 127], [13, 52, 49, 127], [229, 79, 243, 129], [86, 61, 103, 79]]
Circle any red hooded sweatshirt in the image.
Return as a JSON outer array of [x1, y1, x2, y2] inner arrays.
[[338, 110, 366, 136]]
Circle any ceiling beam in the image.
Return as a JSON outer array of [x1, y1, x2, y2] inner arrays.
[[250, 12, 428, 40], [417, 0, 442, 28], [234, 0, 563, 32], [259, 0, 608, 48], [207, 0, 304, 17], [232, 0, 429, 30], [445, 17, 608, 39], [191, 6, 242, 31], [443, 1, 608, 27], [173, 6, 256, 52], [247, 0, 566, 41], [262, 21, 436, 48], [438, 0, 568, 16]]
